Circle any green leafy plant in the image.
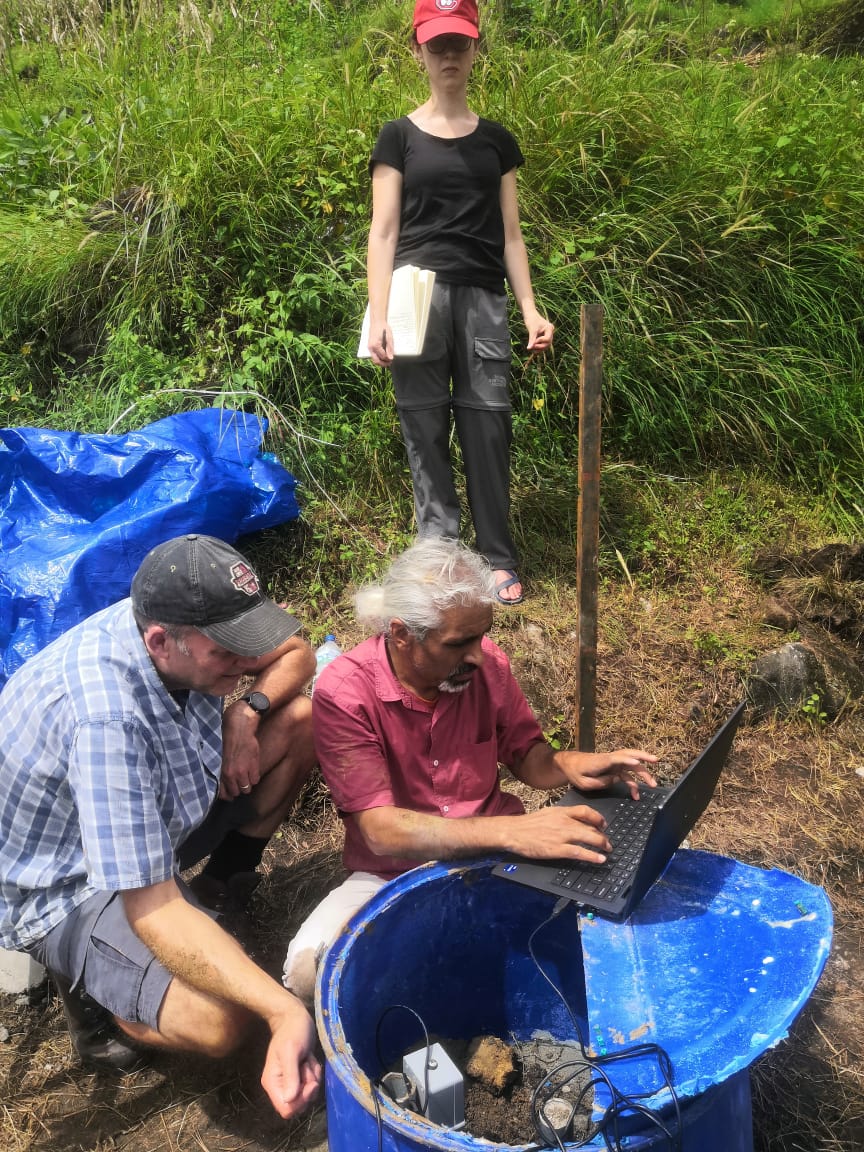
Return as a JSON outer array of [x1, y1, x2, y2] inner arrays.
[[800, 691, 829, 726]]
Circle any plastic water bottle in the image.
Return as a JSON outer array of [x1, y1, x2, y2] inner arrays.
[[313, 634, 342, 691]]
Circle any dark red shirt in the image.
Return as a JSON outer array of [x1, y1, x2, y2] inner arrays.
[[312, 634, 545, 878]]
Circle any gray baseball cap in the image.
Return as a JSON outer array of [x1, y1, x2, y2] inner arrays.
[[131, 534, 300, 657]]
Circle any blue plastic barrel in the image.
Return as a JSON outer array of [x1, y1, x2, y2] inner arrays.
[[317, 851, 831, 1152]]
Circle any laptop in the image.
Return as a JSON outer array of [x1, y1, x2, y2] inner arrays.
[[492, 702, 745, 921]]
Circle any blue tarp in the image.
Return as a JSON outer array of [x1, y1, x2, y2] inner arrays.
[[0, 407, 299, 687]]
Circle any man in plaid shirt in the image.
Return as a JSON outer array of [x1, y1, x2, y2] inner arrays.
[[0, 534, 320, 1119]]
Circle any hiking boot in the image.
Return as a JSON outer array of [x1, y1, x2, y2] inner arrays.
[[187, 870, 261, 949], [50, 971, 146, 1073], [187, 870, 261, 916]]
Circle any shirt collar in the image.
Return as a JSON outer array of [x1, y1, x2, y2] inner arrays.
[[372, 633, 436, 711]]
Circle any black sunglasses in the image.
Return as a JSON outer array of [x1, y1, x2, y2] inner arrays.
[[425, 34, 475, 54]]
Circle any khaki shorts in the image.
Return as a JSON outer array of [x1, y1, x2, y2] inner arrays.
[[282, 872, 388, 1007]]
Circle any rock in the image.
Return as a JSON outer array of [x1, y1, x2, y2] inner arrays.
[[746, 627, 864, 720], [465, 1035, 519, 1095], [747, 643, 824, 719], [540, 1096, 575, 1140], [0, 1026, 10, 1042]]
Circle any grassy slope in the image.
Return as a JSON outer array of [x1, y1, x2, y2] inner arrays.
[[0, 1, 862, 517], [0, 12, 862, 1149]]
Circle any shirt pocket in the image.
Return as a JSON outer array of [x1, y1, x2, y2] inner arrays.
[[445, 737, 500, 809]]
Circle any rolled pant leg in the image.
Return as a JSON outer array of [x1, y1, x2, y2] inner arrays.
[[282, 872, 387, 1009]]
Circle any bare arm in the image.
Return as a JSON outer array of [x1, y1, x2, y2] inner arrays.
[[348, 739, 658, 865], [245, 633, 317, 701], [123, 879, 320, 1117], [366, 163, 403, 365], [512, 742, 659, 799], [351, 802, 612, 866], [500, 169, 554, 352], [220, 635, 315, 798]]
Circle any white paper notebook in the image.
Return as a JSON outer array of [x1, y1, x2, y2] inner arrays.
[[357, 265, 436, 358]]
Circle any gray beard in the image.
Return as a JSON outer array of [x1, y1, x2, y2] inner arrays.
[[438, 664, 474, 694], [438, 678, 471, 694]]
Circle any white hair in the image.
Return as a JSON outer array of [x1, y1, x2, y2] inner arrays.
[[355, 538, 498, 638]]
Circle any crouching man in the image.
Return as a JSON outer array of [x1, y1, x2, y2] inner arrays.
[[0, 534, 320, 1118]]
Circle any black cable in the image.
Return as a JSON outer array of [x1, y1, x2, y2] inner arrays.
[[526, 900, 683, 1152], [371, 1003, 434, 1150]]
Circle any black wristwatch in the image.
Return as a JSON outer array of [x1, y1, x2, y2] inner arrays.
[[240, 690, 270, 715]]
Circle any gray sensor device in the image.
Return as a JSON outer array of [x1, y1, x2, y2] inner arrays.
[[402, 1043, 465, 1129]]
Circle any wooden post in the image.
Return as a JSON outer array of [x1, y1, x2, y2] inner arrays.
[[576, 304, 604, 752]]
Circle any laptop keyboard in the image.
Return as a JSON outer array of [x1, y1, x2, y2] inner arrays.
[[551, 794, 662, 903]]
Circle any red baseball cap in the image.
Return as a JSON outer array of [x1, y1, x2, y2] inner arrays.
[[413, 0, 480, 44]]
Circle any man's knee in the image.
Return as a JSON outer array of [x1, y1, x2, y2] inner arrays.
[[282, 945, 318, 1011], [153, 978, 254, 1056], [198, 1001, 253, 1058], [273, 692, 313, 742], [258, 694, 315, 784]]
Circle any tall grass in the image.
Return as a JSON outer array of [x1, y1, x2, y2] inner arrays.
[[0, 0, 862, 510]]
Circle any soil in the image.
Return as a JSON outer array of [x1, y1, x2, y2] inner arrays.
[[2, 539, 863, 1151], [460, 1036, 596, 1146]]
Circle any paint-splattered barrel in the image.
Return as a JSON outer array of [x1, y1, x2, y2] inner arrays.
[[317, 852, 831, 1151]]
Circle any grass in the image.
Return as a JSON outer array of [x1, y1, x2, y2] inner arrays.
[[0, 0, 862, 522]]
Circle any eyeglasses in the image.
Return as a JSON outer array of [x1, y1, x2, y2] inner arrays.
[[425, 34, 475, 54]]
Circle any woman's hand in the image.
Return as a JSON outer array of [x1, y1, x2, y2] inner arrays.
[[368, 323, 394, 367], [525, 310, 555, 352]]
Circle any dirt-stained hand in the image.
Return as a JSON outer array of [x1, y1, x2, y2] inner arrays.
[[260, 1006, 322, 1119]]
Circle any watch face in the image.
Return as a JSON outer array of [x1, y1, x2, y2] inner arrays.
[[243, 691, 270, 714]]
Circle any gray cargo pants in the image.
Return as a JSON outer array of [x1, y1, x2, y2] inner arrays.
[[390, 281, 518, 572]]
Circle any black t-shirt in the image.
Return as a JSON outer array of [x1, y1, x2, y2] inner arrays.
[[370, 116, 524, 293]]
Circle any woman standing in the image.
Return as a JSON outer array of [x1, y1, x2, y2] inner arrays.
[[364, 0, 553, 605]]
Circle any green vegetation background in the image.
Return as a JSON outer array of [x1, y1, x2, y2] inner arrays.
[[1, 0, 862, 542]]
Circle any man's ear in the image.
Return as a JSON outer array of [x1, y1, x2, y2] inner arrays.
[[142, 624, 170, 664], [388, 619, 413, 651]]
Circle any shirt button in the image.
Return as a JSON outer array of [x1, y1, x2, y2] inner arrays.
[[442, 805, 449, 813], [433, 760, 439, 767]]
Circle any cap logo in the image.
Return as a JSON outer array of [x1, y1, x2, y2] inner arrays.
[[230, 560, 260, 597], [436, 0, 459, 9]]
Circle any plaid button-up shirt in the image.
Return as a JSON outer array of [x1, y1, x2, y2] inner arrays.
[[0, 599, 222, 951]]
